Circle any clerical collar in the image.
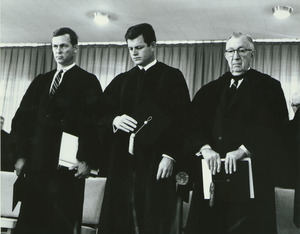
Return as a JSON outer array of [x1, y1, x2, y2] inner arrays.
[[138, 60, 157, 71]]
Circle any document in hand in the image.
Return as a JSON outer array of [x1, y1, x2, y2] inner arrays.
[[59, 132, 78, 168], [202, 158, 254, 202], [58, 132, 98, 175]]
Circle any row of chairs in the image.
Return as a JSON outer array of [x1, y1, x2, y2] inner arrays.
[[1, 171, 298, 234], [0, 171, 106, 234]]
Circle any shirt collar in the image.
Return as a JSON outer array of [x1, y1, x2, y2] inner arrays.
[[138, 59, 157, 71], [229, 67, 250, 88], [58, 63, 76, 73]]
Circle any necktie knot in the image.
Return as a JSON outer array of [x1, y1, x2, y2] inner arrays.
[[231, 75, 243, 89]]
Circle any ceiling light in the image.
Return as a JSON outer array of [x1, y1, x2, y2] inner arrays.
[[93, 12, 110, 25], [272, 6, 293, 19]]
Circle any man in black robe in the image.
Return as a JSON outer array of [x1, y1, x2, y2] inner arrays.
[[96, 23, 190, 234], [288, 92, 300, 228], [184, 32, 289, 234], [10, 27, 102, 234]]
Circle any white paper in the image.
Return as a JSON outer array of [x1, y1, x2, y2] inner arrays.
[[59, 132, 79, 168], [202, 159, 213, 199], [58, 132, 98, 176], [202, 158, 254, 199]]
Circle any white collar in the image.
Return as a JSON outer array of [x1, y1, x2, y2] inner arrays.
[[57, 63, 76, 73], [138, 59, 157, 71]]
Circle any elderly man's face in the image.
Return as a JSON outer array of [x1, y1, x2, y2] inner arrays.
[[225, 36, 254, 76]]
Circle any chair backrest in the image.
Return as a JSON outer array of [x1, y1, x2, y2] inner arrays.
[[82, 177, 106, 225], [275, 187, 298, 234], [1, 171, 21, 218]]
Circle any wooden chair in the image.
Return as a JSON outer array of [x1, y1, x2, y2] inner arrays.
[[0, 171, 106, 234], [275, 187, 299, 234], [81, 177, 106, 234], [1, 171, 21, 234]]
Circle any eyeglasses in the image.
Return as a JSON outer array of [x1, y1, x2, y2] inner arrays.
[[225, 48, 253, 57]]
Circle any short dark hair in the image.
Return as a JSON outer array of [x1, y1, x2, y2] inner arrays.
[[125, 23, 156, 46], [52, 27, 78, 46]]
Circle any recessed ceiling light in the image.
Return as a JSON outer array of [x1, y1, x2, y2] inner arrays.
[[93, 12, 110, 25], [272, 6, 293, 19]]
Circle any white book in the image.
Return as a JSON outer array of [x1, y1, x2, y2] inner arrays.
[[58, 132, 98, 176], [202, 158, 254, 199]]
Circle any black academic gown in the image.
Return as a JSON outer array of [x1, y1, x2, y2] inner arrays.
[[1, 129, 14, 171], [96, 62, 190, 234], [285, 108, 300, 228], [10, 65, 102, 234], [185, 69, 289, 234]]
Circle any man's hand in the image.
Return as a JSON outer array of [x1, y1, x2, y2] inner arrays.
[[201, 148, 221, 175], [113, 114, 137, 133], [69, 161, 91, 179], [156, 157, 174, 180], [224, 148, 247, 174], [15, 158, 26, 176]]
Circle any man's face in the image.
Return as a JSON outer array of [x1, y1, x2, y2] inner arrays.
[[225, 36, 254, 76], [52, 34, 77, 67], [127, 35, 155, 67]]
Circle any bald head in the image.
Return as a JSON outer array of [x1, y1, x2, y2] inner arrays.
[[291, 91, 300, 114]]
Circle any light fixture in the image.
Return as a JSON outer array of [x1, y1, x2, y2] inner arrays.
[[272, 6, 293, 19], [93, 12, 110, 25]]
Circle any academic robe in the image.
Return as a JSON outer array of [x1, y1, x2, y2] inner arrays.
[[291, 108, 300, 228], [96, 62, 190, 234], [1, 129, 14, 171], [285, 108, 300, 228], [184, 69, 289, 234], [10, 65, 102, 234]]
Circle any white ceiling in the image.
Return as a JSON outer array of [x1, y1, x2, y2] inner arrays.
[[1, 0, 299, 44]]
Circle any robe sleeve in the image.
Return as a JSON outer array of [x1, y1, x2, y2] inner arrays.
[[10, 75, 44, 162], [76, 73, 103, 167]]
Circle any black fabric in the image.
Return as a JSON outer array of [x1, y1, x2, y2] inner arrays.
[[283, 108, 300, 227], [212, 160, 251, 202], [1, 129, 14, 171], [132, 99, 171, 149], [10, 65, 102, 234], [96, 62, 191, 234], [292, 109, 300, 228], [184, 69, 289, 234]]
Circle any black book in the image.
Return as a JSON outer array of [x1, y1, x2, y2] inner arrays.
[[202, 158, 254, 202]]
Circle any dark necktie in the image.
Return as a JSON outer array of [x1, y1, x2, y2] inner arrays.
[[137, 68, 146, 92], [227, 76, 243, 106], [50, 70, 63, 97], [230, 77, 240, 92]]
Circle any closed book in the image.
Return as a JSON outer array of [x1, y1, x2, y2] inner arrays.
[[202, 158, 254, 202], [58, 132, 98, 175]]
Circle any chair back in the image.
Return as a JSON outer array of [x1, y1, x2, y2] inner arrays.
[[82, 177, 106, 225]]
